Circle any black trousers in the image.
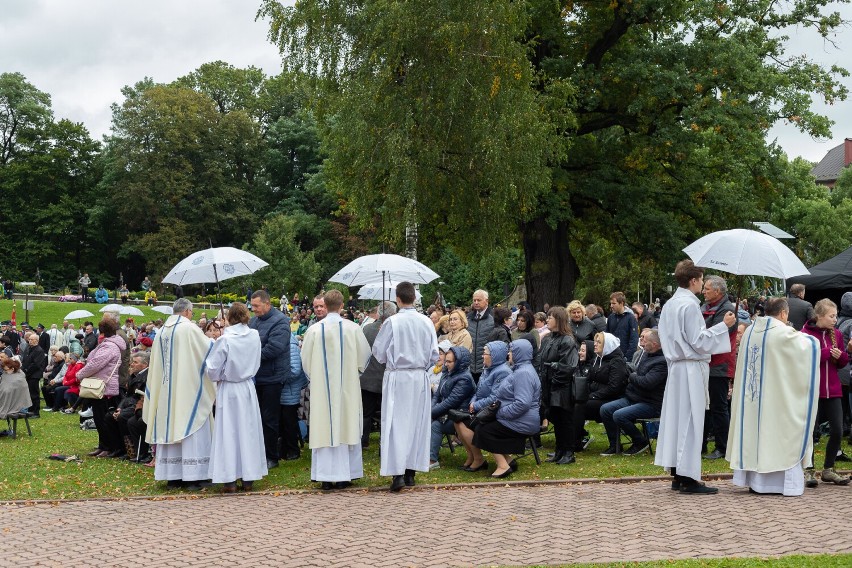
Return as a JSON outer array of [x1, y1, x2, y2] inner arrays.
[[126, 414, 149, 458], [813, 397, 844, 469], [41, 384, 56, 409], [26, 378, 40, 415], [92, 397, 123, 452], [256, 383, 283, 461], [361, 390, 382, 446], [279, 404, 301, 457], [705, 375, 730, 452], [548, 405, 575, 454]]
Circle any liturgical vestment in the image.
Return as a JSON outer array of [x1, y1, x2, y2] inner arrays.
[[727, 316, 819, 495]]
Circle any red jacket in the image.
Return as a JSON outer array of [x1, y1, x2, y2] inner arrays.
[[62, 362, 85, 395], [801, 322, 849, 398]]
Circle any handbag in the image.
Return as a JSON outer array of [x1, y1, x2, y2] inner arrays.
[[469, 400, 501, 429], [572, 370, 590, 404], [447, 409, 473, 423], [79, 360, 121, 400]]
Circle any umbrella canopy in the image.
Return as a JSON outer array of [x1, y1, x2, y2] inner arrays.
[[329, 254, 439, 287], [162, 247, 268, 285], [121, 306, 145, 316], [358, 280, 422, 301], [99, 304, 124, 313], [151, 305, 174, 315], [683, 229, 809, 280], [65, 309, 94, 320]]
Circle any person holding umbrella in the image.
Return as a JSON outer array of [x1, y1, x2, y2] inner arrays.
[[654, 260, 736, 494]]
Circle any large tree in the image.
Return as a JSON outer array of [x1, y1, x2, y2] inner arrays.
[[260, 0, 849, 308]]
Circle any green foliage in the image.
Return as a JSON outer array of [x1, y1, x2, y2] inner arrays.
[[420, 247, 524, 307], [246, 213, 323, 296]]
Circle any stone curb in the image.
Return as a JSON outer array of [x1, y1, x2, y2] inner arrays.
[[5, 469, 848, 505]]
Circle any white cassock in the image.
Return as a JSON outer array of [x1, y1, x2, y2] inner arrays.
[[144, 315, 216, 482], [302, 312, 371, 482], [654, 287, 731, 482], [727, 316, 819, 495], [372, 307, 439, 476], [206, 323, 268, 484], [48, 328, 64, 348]]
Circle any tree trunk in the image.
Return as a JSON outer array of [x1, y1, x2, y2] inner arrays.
[[521, 217, 578, 311]]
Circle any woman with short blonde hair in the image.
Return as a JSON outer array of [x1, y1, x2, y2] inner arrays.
[[439, 309, 473, 352]]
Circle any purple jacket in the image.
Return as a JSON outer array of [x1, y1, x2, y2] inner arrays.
[[77, 335, 125, 397], [801, 322, 849, 399]]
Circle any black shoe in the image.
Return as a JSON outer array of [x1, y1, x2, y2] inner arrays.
[[703, 449, 725, 460], [600, 446, 617, 456], [166, 480, 183, 489], [107, 449, 126, 458], [680, 482, 718, 494], [671, 478, 681, 491], [491, 468, 512, 479], [390, 475, 405, 492], [508, 459, 518, 472], [321, 482, 334, 490], [624, 440, 650, 456], [283, 452, 300, 461], [555, 452, 576, 465], [404, 469, 416, 487], [463, 461, 488, 472], [266, 459, 279, 469], [334, 481, 352, 489], [835, 451, 851, 463], [136, 453, 153, 464], [183, 482, 206, 491], [546, 450, 565, 463]]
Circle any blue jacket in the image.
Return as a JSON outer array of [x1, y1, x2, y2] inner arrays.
[[471, 341, 511, 412], [495, 340, 541, 435], [248, 308, 291, 385], [281, 334, 308, 405], [606, 311, 639, 360], [95, 288, 109, 304], [432, 346, 475, 419]]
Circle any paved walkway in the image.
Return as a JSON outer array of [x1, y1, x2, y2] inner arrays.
[[2, 479, 850, 567]]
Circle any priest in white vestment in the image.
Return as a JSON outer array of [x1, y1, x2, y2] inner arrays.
[[144, 299, 216, 489], [206, 302, 267, 492], [302, 290, 371, 489], [727, 297, 819, 495], [372, 282, 439, 492], [654, 260, 735, 494]]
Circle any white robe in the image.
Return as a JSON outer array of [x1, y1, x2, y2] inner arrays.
[[373, 308, 439, 476], [302, 313, 371, 482], [727, 316, 819, 496], [206, 323, 267, 484], [654, 287, 731, 481]]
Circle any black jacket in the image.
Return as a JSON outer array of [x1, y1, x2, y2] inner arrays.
[[786, 296, 814, 331], [468, 307, 494, 375], [588, 348, 628, 401], [22, 345, 47, 380], [536, 333, 579, 391], [118, 369, 148, 421], [570, 317, 596, 343], [248, 308, 292, 385], [624, 349, 667, 408]]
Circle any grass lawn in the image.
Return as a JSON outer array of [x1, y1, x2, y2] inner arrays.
[[543, 555, 852, 567], [1, 410, 848, 501], [0, 298, 222, 328]]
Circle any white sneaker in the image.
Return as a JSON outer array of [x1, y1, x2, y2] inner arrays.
[[429, 461, 440, 471], [78, 408, 93, 418], [43, 408, 54, 412]]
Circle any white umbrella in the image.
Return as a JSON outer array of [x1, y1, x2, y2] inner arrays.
[[683, 229, 809, 279], [162, 247, 268, 285], [151, 305, 174, 315], [121, 306, 145, 316], [329, 254, 439, 286], [65, 309, 94, 320], [358, 280, 422, 301], [99, 304, 124, 313]]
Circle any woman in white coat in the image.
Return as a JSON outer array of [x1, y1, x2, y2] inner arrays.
[[206, 302, 267, 492]]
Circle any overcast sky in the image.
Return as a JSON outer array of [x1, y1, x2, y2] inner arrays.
[[1, 0, 850, 163]]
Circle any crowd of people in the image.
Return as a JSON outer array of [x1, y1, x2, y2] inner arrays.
[[0, 269, 850, 497]]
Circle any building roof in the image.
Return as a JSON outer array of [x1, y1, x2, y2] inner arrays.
[[810, 141, 846, 183]]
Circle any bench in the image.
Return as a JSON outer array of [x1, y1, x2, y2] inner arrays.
[[4, 412, 33, 439]]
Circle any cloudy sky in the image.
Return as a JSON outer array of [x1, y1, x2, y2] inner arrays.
[[1, 0, 851, 162]]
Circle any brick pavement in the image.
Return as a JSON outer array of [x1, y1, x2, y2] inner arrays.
[[1, 479, 850, 567]]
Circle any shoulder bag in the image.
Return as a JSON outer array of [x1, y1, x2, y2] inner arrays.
[[79, 359, 121, 400], [469, 400, 501, 430]]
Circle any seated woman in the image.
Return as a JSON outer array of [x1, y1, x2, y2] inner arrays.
[[570, 339, 595, 451], [0, 353, 32, 428], [455, 341, 512, 472], [429, 306, 446, 337], [430, 340, 453, 391], [60, 353, 84, 414], [439, 309, 473, 352], [472, 339, 541, 478], [575, 332, 628, 455], [429, 346, 475, 469]]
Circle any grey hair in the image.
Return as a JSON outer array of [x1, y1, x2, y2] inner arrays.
[[473, 289, 489, 300], [103, 308, 120, 322], [644, 328, 660, 346], [378, 301, 397, 321], [704, 275, 727, 295], [173, 298, 193, 314], [132, 350, 151, 366]]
